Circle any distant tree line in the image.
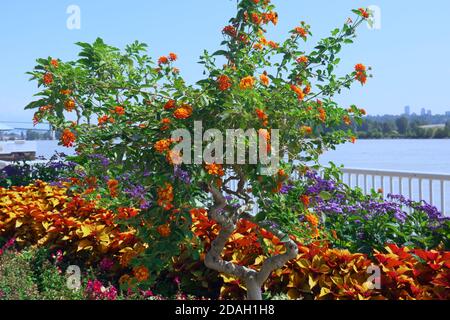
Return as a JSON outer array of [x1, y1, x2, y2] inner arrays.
[[352, 114, 450, 139]]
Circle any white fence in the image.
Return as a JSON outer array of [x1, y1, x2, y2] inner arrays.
[[340, 168, 450, 216]]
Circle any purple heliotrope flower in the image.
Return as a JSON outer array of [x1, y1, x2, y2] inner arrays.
[[89, 153, 110, 167], [174, 166, 191, 184], [280, 184, 294, 194]]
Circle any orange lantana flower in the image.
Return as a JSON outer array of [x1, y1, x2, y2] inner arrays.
[[255, 108, 268, 126], [50, 59, 59, 68], [294, 27, 307, 38], [154, 139, 172, 154], [43, 73, 53, 85], [296, 56, 309, 64], [305, 213, 319, 227], [239, 76, 255, 90], [157, 183, 174, 211], [157, 224, 171, 238], [113, 106, 125, 116], [158, 56, 169, 65], [61, 128, 76, 147], [300, 126, 313, 135], [164, 99, 176, 110], [300, 194, 311, 207], [205, 163, 225, 177], [173, 104, 193, 119], [64, 99, 76, 112], [168, 52, 178, 61], [290, 84, 305, 100], [133, 266, 149, 282], [260, 73, 270, 86], [217, 75, 232, 91], [107, 179, 119, 198]]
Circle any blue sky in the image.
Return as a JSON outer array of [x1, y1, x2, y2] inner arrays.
[[1, 0, 450, 123]]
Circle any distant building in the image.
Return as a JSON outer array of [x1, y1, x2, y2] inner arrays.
[[421, 108, 426, 116], [404, 105, 411, 115], [427, 110, 432, 116], [446, 111, 450, 117]]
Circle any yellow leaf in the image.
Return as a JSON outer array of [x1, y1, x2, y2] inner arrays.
[[296, 258, 310, 269], [254, 255, 265, 265], [80, 224, 93, 238], [42, 221, 51, 230], [77, 239, 93, 252], [15, 220, 23, 228], [319, 287, 331, 298], [308, 274, 318, 289]]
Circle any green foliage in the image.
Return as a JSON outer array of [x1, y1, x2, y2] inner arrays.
[[0, 248, 85, 300]]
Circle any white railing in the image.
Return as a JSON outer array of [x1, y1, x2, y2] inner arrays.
[[340, 168, 450, 216]]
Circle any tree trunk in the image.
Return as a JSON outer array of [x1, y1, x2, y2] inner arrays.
[[204, 185, 298, 300]]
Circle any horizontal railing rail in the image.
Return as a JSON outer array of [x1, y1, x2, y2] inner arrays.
[[340, 168, 450, 216]]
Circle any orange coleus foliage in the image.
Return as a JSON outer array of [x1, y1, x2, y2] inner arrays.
[[190, 209, 450, 300], [0, 181, 142, 265]]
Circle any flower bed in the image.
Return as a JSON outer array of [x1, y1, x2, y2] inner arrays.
[[1, 182, 449, 300]]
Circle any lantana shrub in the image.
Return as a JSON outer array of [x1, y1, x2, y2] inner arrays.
[[26, 0, 373, 299]]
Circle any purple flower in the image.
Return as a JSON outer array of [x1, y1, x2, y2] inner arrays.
[[280, 184, 294, 194], [174, 166, 191, 184], [99, 257, 114, 271], [89, 154, 110, 167]]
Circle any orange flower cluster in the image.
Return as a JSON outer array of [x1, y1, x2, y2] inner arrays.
[[43, 72, 53, 85], [355, 63, 367, 85], [0, 182, 141, 266], [300, 194, 311, 207], [300, 126, 313, 135], [255, 108, 268, 126], [117, 207, 140, 220], [158, 56, 169, 65], [239, 76, 255, 90], [50, 59, 59, 68], [154, 139, 173, 154], [157, 183, 174, 211], [158, 53, 177, 65], [173, 104, 193, 119], [39, 104, 53, 113], [343, 115, 352, 125], [64, 99, 76, 112], [112, 105, 125, 116], [217, 75, 232, 91], [60, 89, 72, 95], [296, 56, 309, 65], [290, 84, 305, 100], [262, 11, 278, 25], [293, 26, 308, 39], [107, 179, 119, 198], [98, 115, 115, 125], [259, 73, 270, 86], [318, 107, 326, 122], [61, 128, 76, 147], [160, 117, 171, 131], [133, 265, 150, 282], [222, 25, 237, 38], [164, 99, 177, 110], [358, 8, 370, 19], [157, 224, 171, 238], [205, 163, 225, 177]]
